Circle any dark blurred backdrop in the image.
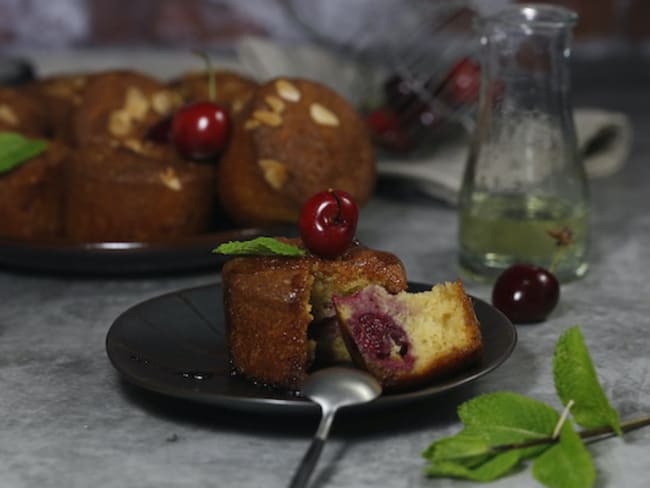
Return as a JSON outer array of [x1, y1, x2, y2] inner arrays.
[[0, 0, 648, 57]]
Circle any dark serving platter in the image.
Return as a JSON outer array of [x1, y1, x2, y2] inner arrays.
[[0, 226, 289, 275]]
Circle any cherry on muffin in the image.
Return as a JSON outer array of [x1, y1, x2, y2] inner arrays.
[[298, 189, 359, 258]]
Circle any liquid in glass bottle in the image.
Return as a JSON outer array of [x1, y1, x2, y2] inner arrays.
[[458, 4, 590, 283]]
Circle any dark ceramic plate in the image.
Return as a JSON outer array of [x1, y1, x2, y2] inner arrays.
[[106, 282, 517, 414], [0, 226, 288, 275]]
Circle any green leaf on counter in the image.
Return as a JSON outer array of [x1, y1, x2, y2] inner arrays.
[[423, 430, 492, 467], [423, 393, 559, 481], [532, 421, 596, 488], [422, 326, 636, 487], [553, 326, 622, 435], [458, 392, 560, 459], [212, 237, 305, 257], [0, 131, 48, 174], [424, 450, 521, 482]]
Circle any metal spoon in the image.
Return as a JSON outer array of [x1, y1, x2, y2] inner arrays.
[[288, 366, 383, 488]]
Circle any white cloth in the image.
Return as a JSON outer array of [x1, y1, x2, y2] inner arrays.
[[377, 108, 633, 205]]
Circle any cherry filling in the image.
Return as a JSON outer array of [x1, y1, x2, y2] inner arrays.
[[352, 312, 413, 369]]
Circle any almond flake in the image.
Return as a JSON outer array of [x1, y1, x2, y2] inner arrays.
[[0, 105, 18, 125], [125, 87, 149, 121], [275, 80, 301, 102], [108, 109, 132, 136], [123, 138, 143, 153], [310, 103, 339, 127], [159, 167, 182, 191], [265, 95, 285, 113], [151, 90, 176, 115], [253, 110, 282, 127], [258, 159, 288, 190], [244, 119, 260, 130]]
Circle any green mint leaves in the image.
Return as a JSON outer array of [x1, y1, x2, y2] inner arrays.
[[212, 237, 305, 257], [553, 326, 622, 435], [422, 325, 624, 488], [0, 132, 48, 174], [532, 422, 596, 488], [424, 393, 560, 481]]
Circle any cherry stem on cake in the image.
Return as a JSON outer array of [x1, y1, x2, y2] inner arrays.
[[490, 414, 650, 453], [329, 189, 345, 225], [192, 49, 216, 102]]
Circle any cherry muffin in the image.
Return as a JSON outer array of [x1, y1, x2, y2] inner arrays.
[[222, 240, 407, 390]]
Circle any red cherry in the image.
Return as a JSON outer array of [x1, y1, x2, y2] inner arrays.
[[445, 57, 481, 105], [298, 190, 359, 258], [171, 101, 230, 160], [492, 264, 560, 324], [365, 107, 414, 153]]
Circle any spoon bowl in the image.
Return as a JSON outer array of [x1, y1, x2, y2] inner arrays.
[[288, 366, 382, 488]]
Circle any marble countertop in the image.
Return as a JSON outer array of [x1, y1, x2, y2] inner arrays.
[[1, 53, 649, 488]]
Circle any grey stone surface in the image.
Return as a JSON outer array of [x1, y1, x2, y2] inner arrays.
[[1, 54, 649, 487]]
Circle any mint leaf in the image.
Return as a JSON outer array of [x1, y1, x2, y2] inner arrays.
[[532, 421, 596, 488], [423, 431, 492, 467], [459, 392, 560, 458], [553, 326, 622, 435], [423, 393, 561, 482], [425, 450, 521, 481], [0, 132, 48, 174], [212, 237, 305, 256]]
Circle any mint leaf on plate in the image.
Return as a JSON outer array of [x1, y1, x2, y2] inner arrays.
[[212, 237, 305, 257], [0, 131, 48, 174], [553, 326, 622, 435], [532, 421, 596, 488]]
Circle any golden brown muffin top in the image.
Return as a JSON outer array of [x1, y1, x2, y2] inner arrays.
[[238, 78, 376, 207], [73, 70, 183, 146]]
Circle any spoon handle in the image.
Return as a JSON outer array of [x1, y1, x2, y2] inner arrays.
[[288, 409, 335, 488], [288, 437, 325, 488]]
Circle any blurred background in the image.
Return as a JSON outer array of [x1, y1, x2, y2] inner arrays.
[[0, 0, 648, 57]]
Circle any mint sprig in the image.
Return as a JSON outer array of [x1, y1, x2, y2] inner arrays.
[[212, 237, 305, 257], [422, 325, 648, 488], [553, 326, 622, 435], [0, 132, 48, 174]]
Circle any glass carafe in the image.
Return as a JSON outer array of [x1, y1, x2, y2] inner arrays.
[[458, 4, 589, 283]]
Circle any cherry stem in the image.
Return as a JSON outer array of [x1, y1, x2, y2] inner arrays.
[[328, 189, 343, 224], [490, 414, 650, 453], [193, 50, 216, 102]]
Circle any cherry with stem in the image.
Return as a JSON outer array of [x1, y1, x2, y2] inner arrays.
[[170, 50, 230, 160]]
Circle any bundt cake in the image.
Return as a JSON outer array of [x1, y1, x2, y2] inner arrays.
[[333, 281, 483, 390], [0, 86, 49, 137], [64, 142, 216, 241], [0, 138, 68, 239], [72, 70, 183, 146], [24, 72, 93, 143], [221, 240, 407, 390], [217, 77, 376, 226]]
